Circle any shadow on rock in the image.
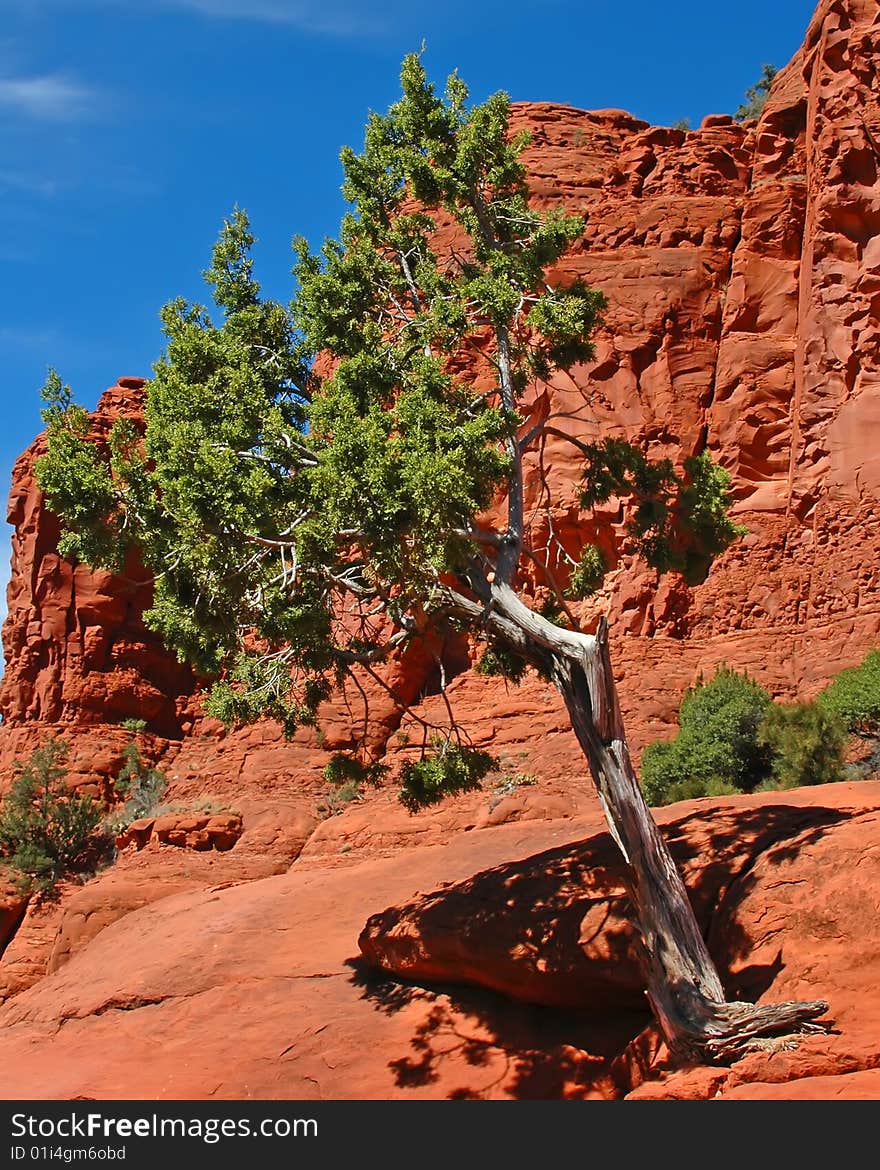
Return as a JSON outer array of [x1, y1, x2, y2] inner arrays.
[[359, 802, 848, 1014], [347, 959, 654, 1099]]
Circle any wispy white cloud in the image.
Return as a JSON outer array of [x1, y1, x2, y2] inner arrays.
[[168, 0, 364, 27], [0, 326, 62, 351], [0, 169, 59, 196], [0, 72, 101, 121], [24, 0, 382, 35]]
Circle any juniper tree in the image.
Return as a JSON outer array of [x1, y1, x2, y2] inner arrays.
[[35, 53, 827, 1062], [734, 64, 778, 123]]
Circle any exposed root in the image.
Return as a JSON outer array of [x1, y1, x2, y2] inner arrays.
[[675, 998, 831, 1065]]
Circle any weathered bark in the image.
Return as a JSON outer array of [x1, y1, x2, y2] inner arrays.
[[547, 615, 828, 1064], [438, 577, 828, 1062]]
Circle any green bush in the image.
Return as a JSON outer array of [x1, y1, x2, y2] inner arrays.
[[399, 742, 496, 813], [321, 779, 362, 815], [757, 702, 847, 790], [640, 667, 773, 806], [641, 666, 853, 807], [108, 740, 167, 829], [0, 739, 105, 893], [734, 64, 778, 122], [816, 650, 880, 736]]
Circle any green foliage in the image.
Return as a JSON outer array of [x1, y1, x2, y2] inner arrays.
[[568, 544, 606, 599], [580, 446, 745, 584], [475, 644, 528, 684], [320, 779, 362, 816], [647, 774, 741, 806], [0, 740, 105, 893], [121, 718, 147, 733], [816, 650, 880, 736], [640, 668, 773, 806], [319, 752, 389, 815], [109, 741, 167, 828], [322, 752, 389, 787], [34, 52, 745, 816], [205, 653, 333, 738], [35, 371, 122, 570], [757, 702, 846, 791], [642, 668, 850, 806], [537, 594, 572, 627], [399, 741, 496, 813], [672, 118, 691, 132], [734, 64, 778, 123]]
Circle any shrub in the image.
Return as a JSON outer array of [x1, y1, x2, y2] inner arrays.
[[650, 775, 740, 806], [640, 667, 773, 806], [757, 702, 847, 790], [399, 743, 496, 813], [0, 739, 105, 893], [120, 718, 147, 733], [816, 649, 880, 736], [642, 666, 854, 806], [108, 740, 167, 829], [734, 64, 778, 123], [321, 779, 362, 815]]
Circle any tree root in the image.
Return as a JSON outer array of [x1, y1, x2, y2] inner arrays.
[[675, 998, 831, 1065]]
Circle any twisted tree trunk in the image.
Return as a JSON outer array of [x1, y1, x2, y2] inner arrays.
[[480, 581, 828, 1064], [550, 618, 828, 1062]]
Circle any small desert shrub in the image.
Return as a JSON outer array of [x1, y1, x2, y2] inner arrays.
[[120, 717, 147, 733], [319, 754, 388, 817], [321, 779, 362, 816], [0, 739, 106, 893], [757, 702, 847, 791], [817, 649, 880, 736], [640, 667, 773, 806], [399, 742, 496, 813], [107, 740, 167, 830], [641, 666, 850, 806]]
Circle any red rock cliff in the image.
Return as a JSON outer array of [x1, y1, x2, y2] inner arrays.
[[1, 0, 878, 775]]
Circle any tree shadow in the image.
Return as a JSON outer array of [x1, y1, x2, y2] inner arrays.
[[347, 959, 654, 1099], [352, 801, 851, 1093]]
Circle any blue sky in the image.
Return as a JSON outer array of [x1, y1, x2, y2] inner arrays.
[[0, 0, 818, 619]]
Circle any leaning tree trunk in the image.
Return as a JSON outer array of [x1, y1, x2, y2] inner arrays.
[[442, 578, 828, 1063], [547, 616, 828, 1064]]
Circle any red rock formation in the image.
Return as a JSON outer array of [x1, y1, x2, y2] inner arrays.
[[3, 1, 878, 783], [1, 377, 196, 739], [0, 781, 878, 1100]]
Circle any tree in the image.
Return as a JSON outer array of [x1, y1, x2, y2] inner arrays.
[[35, 53, 827, 1063], [757, 702, 846, 791], [641, 666, 773, 806], [734, 64, 778, 123], [817, 649, 880, 737], [0, 739, 105, 892], [641, 666, 847, 806]]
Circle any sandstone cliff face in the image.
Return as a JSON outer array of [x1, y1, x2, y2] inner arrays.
[[2, 0, 877, 782], [1, 378, 196, 739]]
